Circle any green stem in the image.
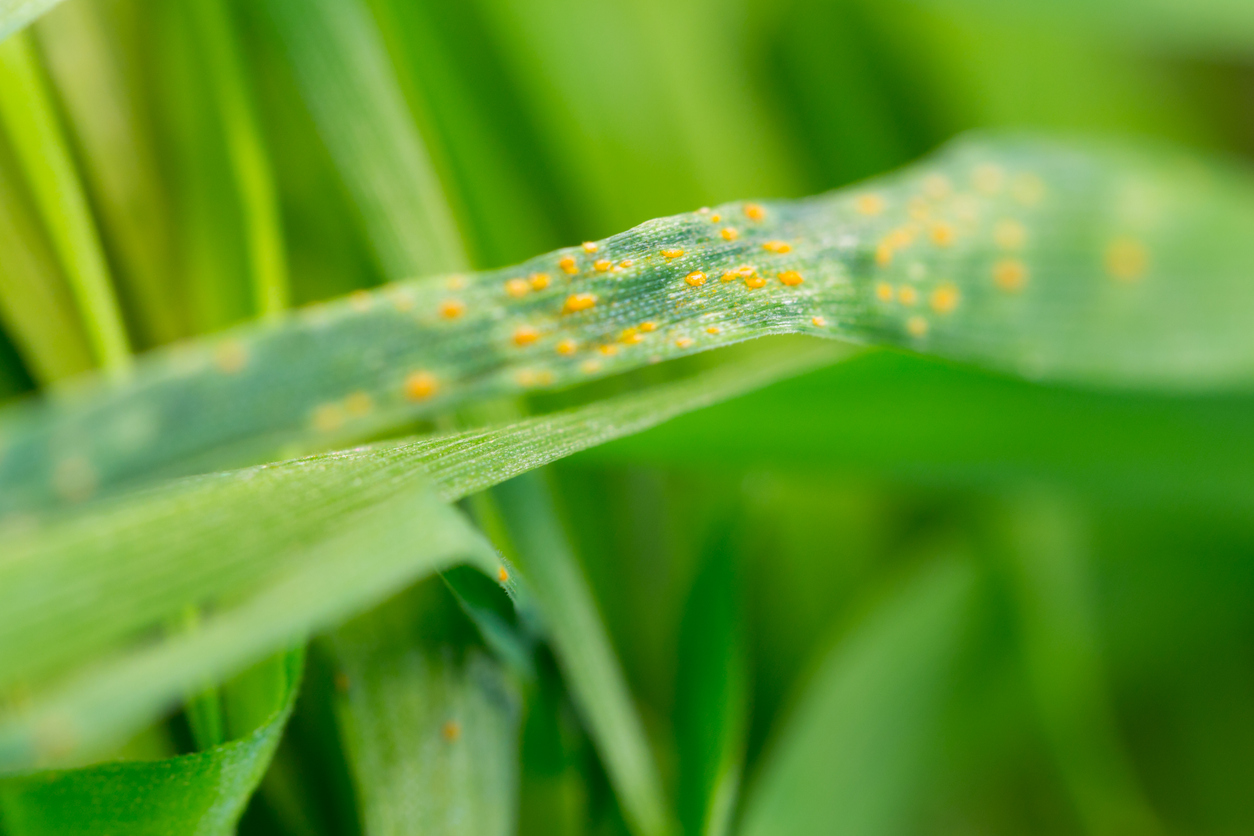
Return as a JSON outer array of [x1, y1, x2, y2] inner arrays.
[[0, 31, 130, 373], [190, 0, 288, 319]]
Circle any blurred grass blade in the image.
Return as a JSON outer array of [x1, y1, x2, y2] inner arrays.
[[0, 149, 92, 383], [675, 525, 748, 836], [0, 650, 301, 836], [590, 351, 1254, 506], [902, 0, 1254, 56], [326, 595, 519, 836], [0, 31, 129, 372], [0, 0, 63, 43], [0, 480, 496, 771], [493, 472, 671, 836], [189, 0, 288, 319], [995, 494, 1161, 835], [34, 0, 185, 346], [0, 343, 831, 771], [5, 133, 1254, 513], [740, 557, 976, 836], [263, 0, 466, 277]]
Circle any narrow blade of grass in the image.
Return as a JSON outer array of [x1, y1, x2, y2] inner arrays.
[[0, 31, 129, 372], [493, 472, 673, 836], [262, 0, 466, 278], [189, 0, 288, 319], [0, 148, 92, 383], [326, 595, 519, 836], [34, 0, 186, 346], [739, 556, 977, 836], [992, 494, 1162, 834], [674, 525, 748, 836]]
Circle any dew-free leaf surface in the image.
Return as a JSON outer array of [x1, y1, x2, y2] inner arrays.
[[0, 650, 302, 836]]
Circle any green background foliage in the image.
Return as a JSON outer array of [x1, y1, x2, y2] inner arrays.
[[1, 0, 1253, 834]]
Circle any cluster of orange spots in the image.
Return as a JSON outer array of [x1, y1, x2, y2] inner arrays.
[[922, 174, 952, 200], [993, 258, 1028, 292], [1012, 172, 1046, 206], [619, 259, 634, 269], [582, 241, 598, 254], [993, 219, 1026, 250], [745, 273, 767, 289], [930, 283, 960, 314], [640, 321, 657, 332], [512, 326, 539, 346], [441, 720, 462, 742], [929, 223, 956, 247], [762, 240, 792, 254], [906, 316, 929, 337], [214, 340, 248, 374], [875, 282, 894, 302], [898, 286, 918, 305], [530, 272, 551, 290], [744, 203, 766, 221], [778, 270, 804, 286], [556, 338, 577, 355], [710, 213, 722, 223], [404, 370, 438, 401], [675, 336, 695, 348], [685, 271, 707, 287], [620, 327, 643, 345], [720, 227, 739, 241], [312, 402, 345, 433], [706, 326, 721, 335], [559, 255, 578, 275], [856, 193, 885, 216], [563, 293, 597, 313], [594, 259, 613, 272], [662, 248, 685, 259], [599, 344, 619, 356], [720, 270, 738, 282], [505, 278, 530, 298], [1104, 237, 1149, 281], [811, 315, 827, 327], [972, 163, 1005, 195], [497, 566, 510, 583], [350, 289, 373, 312], [439, 299, 465, 319], [346, 391, 373, 417]]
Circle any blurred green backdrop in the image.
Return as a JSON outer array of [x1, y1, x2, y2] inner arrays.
[[2, 0, 1253, 834]]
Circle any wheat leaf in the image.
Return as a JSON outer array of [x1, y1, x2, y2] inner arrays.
[[3, 133, 1251, 515], [0, 342, 833, 771], [0, 650, 302, 836]]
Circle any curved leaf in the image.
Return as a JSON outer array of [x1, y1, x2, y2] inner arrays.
[[2, 133, 1252, 515], [0, 342, 832, 772], [0, 650, 302, 836], [739, 557, 977, 836]]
